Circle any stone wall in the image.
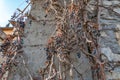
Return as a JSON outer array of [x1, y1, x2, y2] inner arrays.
[[22, 0, 92, 80], [6, 0, 120, 80], [22, 1, 56, 79], [19, 0, 120, 80], [100, 0, 120, 79]]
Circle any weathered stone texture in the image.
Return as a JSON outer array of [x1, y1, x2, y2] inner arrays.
[[6, 0, 120, 80], [22, 0, 92, 80], [100, 0, 120, 79]]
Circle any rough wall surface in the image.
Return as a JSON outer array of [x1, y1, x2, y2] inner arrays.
[[22, 1, 56, 79], [6, 0, 120, 80], [22, 0, 92, 80], [100, 0, 120, 79]]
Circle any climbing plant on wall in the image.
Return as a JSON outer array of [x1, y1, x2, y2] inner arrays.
[[39, 0, 107, 80]]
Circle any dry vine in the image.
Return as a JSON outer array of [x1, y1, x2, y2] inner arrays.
[[40, 0, 119, 80], [0, 0, 120, 80], [0, 15, 25, 80]]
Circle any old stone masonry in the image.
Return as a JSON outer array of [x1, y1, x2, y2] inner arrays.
[[0, 0, 120, 80]]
